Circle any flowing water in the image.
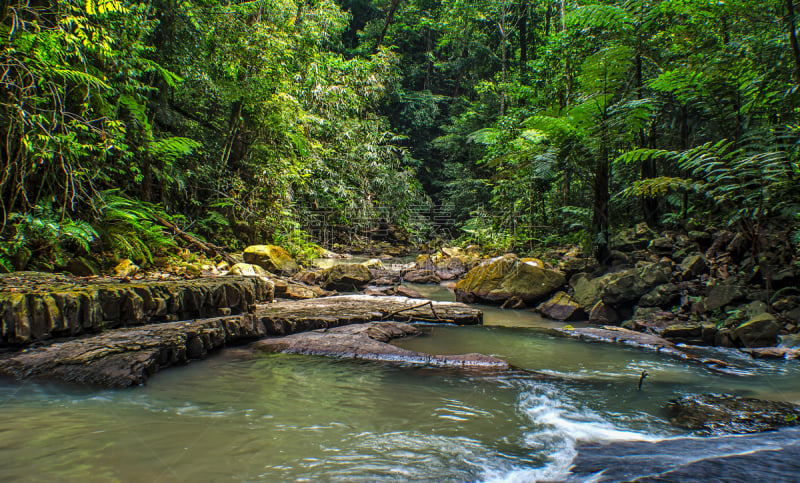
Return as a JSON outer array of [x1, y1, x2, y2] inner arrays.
[[2, 283, 800, 481]]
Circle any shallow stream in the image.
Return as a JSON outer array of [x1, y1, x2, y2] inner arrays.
[[2, 283, 799, 481]]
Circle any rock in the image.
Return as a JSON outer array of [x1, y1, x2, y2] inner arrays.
[[588, 301, 619, 325], [0, 275, 273, 346], [322, 263, 373, 291], [570, 262, 671, 310], [733, 313, 781, 347], [291, 270, 320, 285], [648, 236, 674, 254], [414, 254, 436, 271], [612, 223, 653, 251], [361, 259, 385, 270], [570, 273, 604, 309], [228, 262, 270, 277], [667, 394, 800, 435], [742, 347, 800, 360], [243, 245, 299, 274], [0, 314, 268, 387], [434, 257, 466, 280], [688, 230, 712, 246], [568, 428, 800, 483], [680, 253, 707, 279], [701, 283, 746, 312], [715, 329, 736, 347], [501, 296, 526, 309], [661, 322, 703, 340], [282, 284, 318, 300], [403, 269, 441, 284], [558, 257, 596, 276], [554, 326, 731, 370], [441, 247, 464, 258], [537, 292, 586, 321], [250, 321, 509, 371], [67, 257, 99, 277], [256, 295, 482, 326], [454, 254, 565, 306], [114, 259, 140, 278], [395, 285, 423, 298], [638, 283, 680, 308]]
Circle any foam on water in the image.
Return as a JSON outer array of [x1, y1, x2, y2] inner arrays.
[[482, 381, 662, 483]]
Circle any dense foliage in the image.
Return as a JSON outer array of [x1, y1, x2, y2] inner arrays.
[[1, 0, 799, 270]]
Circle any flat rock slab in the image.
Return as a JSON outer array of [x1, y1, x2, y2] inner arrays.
[[254, 295, 483, 329], [0, 295, 481, 387], [0, 273, 273, 346], [251, 321, 509, 370], [554, 326, 732, 371], [0, 315, 266, 388]]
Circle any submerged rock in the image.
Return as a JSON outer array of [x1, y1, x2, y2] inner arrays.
[[667, 394, 800, 435], [251, 321, 509, 370], [454, 254, 565, 306]]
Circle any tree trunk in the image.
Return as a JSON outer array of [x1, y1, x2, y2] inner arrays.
[[788, 0, 800, 83], [593, 151, 610, 264], [376, 0, 402, 50], [519, 0, 528, 76]]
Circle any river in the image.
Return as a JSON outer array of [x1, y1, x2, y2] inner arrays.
[[1, 283, 799, 481]]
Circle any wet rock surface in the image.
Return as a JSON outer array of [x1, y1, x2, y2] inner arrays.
[[567, 428, 800, 482], [0, 315, 267, 388], [0, 295, 482, 387], [666, 393, 800, 435], [0, 274, 273, 346], [255, 295, 483, 327], [554, 326, 731, 370], [250, 321, 509, 370]]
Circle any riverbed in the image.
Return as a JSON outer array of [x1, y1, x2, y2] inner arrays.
[[1, 283, 799, 481]]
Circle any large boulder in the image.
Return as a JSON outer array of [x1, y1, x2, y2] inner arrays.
[[243, 245, 299, 274], [536, 291, 586, 321], [733, 313, 781, 348], [667, 394, 800, 435], [638, 283, 680, 308], [701, 283, 746, 312], [454, 254, 565, 306], [569, 262, 672, 310], [322, 263, 373, 291]]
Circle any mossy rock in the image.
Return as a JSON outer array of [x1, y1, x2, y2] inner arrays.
[[454, 254, 565, 306], [243, 245, 299, 274]]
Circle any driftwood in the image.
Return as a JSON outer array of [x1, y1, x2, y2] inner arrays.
[[154, 214, 236, 265]]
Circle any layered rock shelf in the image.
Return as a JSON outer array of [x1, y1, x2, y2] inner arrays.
[[0, 295, 482, 387], [254, 295, 483, 328], [0, 315, 267, 388], [0, 273, 274, 346]]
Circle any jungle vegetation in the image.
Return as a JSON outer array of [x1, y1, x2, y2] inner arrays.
[[1, 0, 799, 270]]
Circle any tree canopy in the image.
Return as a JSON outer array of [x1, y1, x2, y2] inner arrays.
[[1, 0, 799, 270]]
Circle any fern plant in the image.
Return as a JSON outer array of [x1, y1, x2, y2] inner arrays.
[[92, 191, 176, 264], [3, 203, 98, 269]]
